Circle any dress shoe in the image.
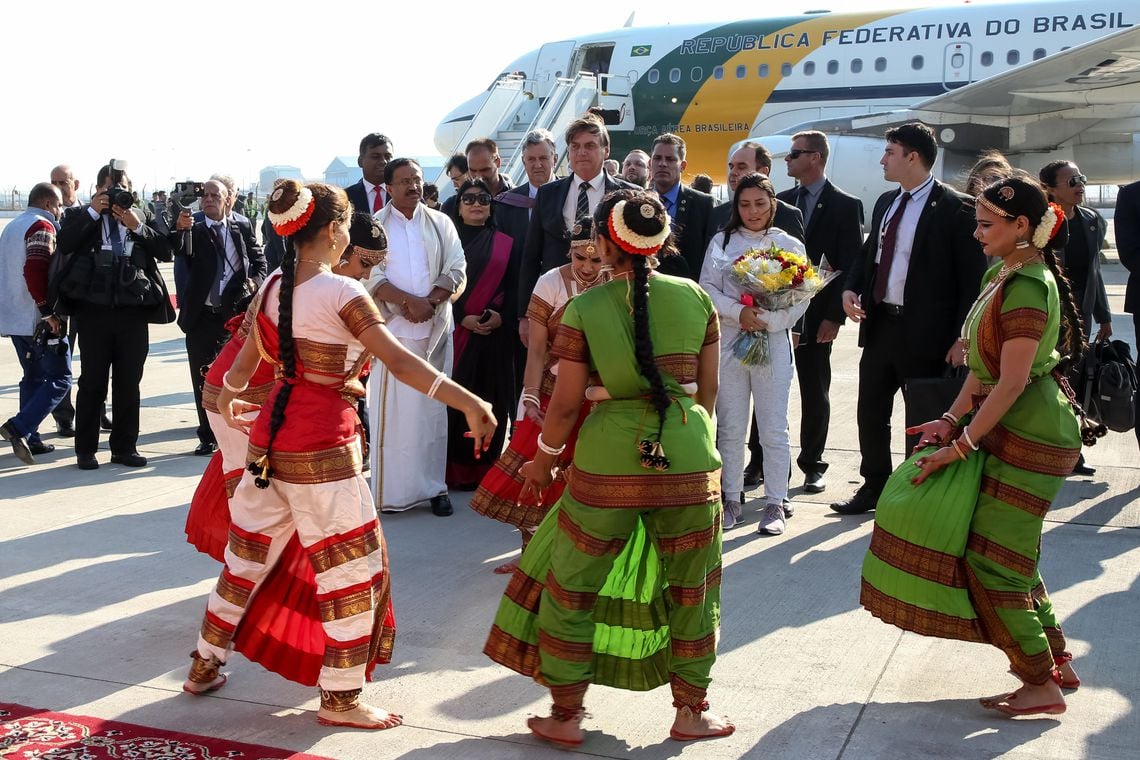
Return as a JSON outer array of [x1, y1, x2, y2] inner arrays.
[[803, 472, 826, 494], [830, 488, 878, 515], [101, 414, 113, 431], [781, 499, 795, 519], [110, 451, 147, 467], [29, 441, 55, 456], [194, 441, 218, 456], [430, 494, 454, 517], [56, 421, 76, 437], [742, 456, 764, 488], [76, 454, 100, 470], [1, 421, 36, 465], [1071, 456, 1095, 476]]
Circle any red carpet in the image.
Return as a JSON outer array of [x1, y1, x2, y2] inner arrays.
[[0, 703, 331, 760]]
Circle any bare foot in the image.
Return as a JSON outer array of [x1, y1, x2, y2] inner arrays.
[[493, 560, 519, 575], [182, 673, 226, 695], [670, 706, 736, 741], [979, 680, 1066, 717], [1057, 660, 1080, 688], [317, 703, 403, 730], [527, 715, 584, 747]]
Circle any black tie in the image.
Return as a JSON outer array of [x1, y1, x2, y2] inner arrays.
[[576, 181, 590, 221]]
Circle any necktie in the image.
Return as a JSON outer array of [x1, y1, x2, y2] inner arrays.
[[108, 219, 124, 255], [576, 181, 590, 222], [372, 186, 384, 213], [210, 224, 227, 305], [797, 186, 812, 227], [663, 195, 674, 215], [873, 192, 911, 304]]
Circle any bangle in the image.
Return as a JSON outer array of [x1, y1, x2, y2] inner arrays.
[[941, 412, 960, 427], [961, 427, 979, 451], [426, 373, 446, 399], [536, 436, 566, 456], [950, 439, 969, 461], [521, 393, 541, 408], [222, 372, 247, 393]]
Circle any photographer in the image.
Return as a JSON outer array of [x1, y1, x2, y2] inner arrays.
[[0, 183, 68, 465], [55, 161, 173, 470], [173, 178, 266, 455]]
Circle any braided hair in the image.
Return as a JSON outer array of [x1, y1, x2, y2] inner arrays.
[[251, 180, 350, 487], [593, 190, 672, 442], [977, 176, 1084, 364]]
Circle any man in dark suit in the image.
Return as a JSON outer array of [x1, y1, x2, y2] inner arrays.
[[1114, 179, 1140, 448], [517, 113, 636, 315], [648, 133, 715, 279], [712, 141, 805, 242], [776, 130, 864, 493], [832, 122, 986, 514], [441, 138, 514, 222], [173, 179, 266, 455], [345, 133, 393, 215]]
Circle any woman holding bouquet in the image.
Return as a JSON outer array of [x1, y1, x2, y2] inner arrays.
[[700, 173, 811, 534], [861, 176, 1086, 716]]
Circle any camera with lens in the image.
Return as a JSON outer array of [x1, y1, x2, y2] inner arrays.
[[104, 158, 138, 211]]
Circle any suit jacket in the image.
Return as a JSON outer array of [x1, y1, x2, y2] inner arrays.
[[518, 172, 637, 313], [776, 180, 864, 343], [1114, 179, 1140, 314], [656, 184, 715, 279], [174, 215, 266, 332], [711, 198, 805, 243], [844, 179, 985, 363], [1067, 205, 1111, 328], [346, 179, 385, 215], [493, 185, 537, 317]]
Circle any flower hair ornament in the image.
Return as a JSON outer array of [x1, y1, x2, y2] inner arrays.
[[1032, 202, 1065, 250], [268, 185, 315, 237], [607, 200, 670, 255]]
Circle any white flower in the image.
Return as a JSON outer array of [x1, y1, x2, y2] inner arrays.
[[1032, 205, 1058, 250]]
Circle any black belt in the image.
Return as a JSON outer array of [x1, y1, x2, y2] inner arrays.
[[203, 304, 231, 315], [881, 303, 904, 317]]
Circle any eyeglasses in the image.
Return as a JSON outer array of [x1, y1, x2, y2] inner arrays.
[[786, 149, 819, 160], [460, 193, 492, 206], [1067, 174, 1088, 187]]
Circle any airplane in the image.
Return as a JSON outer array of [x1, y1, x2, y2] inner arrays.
[[434, 0, 1140, 208]]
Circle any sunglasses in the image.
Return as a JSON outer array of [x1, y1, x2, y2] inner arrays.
[[460, 193, 492, 205], [786, 149, 818, 160], [1067, 174, 1088, 188]]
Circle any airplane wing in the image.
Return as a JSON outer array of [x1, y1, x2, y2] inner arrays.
[[812, 26, 1140, 154]]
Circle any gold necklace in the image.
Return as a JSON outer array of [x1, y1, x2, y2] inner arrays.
[[297, 258, 332, 271], [960, 256, 1038, 353]]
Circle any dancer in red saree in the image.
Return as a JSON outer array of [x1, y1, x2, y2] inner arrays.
[[183, 182, 496, 730]]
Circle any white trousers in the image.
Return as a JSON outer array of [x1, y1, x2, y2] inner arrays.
[[367, 335, 451, 511], [715, 330, 795, 504]]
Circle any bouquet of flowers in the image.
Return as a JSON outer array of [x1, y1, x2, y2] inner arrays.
[[718, 244, 840, 365]]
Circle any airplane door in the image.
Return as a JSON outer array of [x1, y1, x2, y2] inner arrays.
[[535, 40, 577, 84], [942, 42, 972, 91]]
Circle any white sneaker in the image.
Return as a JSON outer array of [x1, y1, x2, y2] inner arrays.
[[723, 500, 743, 530], [759, 503, 786, 535]]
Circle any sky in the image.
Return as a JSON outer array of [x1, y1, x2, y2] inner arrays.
[[1, 0, 990, 195]]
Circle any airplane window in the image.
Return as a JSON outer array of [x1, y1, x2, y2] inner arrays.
[[647, 69, 659, 84], [736, 64, 747, 79], [951, 52, 965, 68], [781, 62, 792, 76], [874, 57, 886, 72], [981, 51, 993, 66], [911, 55, 924, 70], [852, 58, 863, 73], [713, 66, 724, 80], [758, 63, 769, 78], [1033, 48, 1046, 60], [827, 60, 839, 74], [669, 67, 681, 83], [691, 67, 703, 82], [1007, 50, 1020, 65], [803, 61, 815, 76]]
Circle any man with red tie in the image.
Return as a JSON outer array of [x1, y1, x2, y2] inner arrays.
[[345, 133, 394, 215], [832, 122, 985, 515]]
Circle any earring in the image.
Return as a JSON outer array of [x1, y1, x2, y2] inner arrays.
[[1015, 240, 1030, 249]]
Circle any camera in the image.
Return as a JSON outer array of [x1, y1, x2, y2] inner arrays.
[[104, 158, 138, 210], [170, 181, 205, 214]]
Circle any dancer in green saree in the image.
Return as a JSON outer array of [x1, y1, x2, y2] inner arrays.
[[485, 190, 734, 747], [861, 176, 1090, 717]]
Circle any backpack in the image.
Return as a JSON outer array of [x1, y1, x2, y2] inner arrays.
[[1082, 339, 1137, 433]]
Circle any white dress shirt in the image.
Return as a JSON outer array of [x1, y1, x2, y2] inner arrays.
[[364, 179, 386, 211], [384, 205, 433, 340], [562, 171, 606, 232], [205, 217, 238, 304], [875, 174, 934, 306]]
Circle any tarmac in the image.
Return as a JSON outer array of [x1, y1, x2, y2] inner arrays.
[[1, 258, 1138, 760]]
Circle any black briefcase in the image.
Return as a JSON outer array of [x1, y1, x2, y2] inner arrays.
[[904, 365, 969, 453]]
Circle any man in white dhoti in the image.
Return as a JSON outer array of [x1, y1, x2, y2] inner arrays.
[[368, 158, 466, 515]]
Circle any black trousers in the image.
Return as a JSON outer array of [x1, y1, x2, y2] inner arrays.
[[185, 309, 234, 444], [857, 314, 944, 493], [1134, 312, 1140, 449], [793, 339, 832, 475], [74, 305, 149, 456]]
